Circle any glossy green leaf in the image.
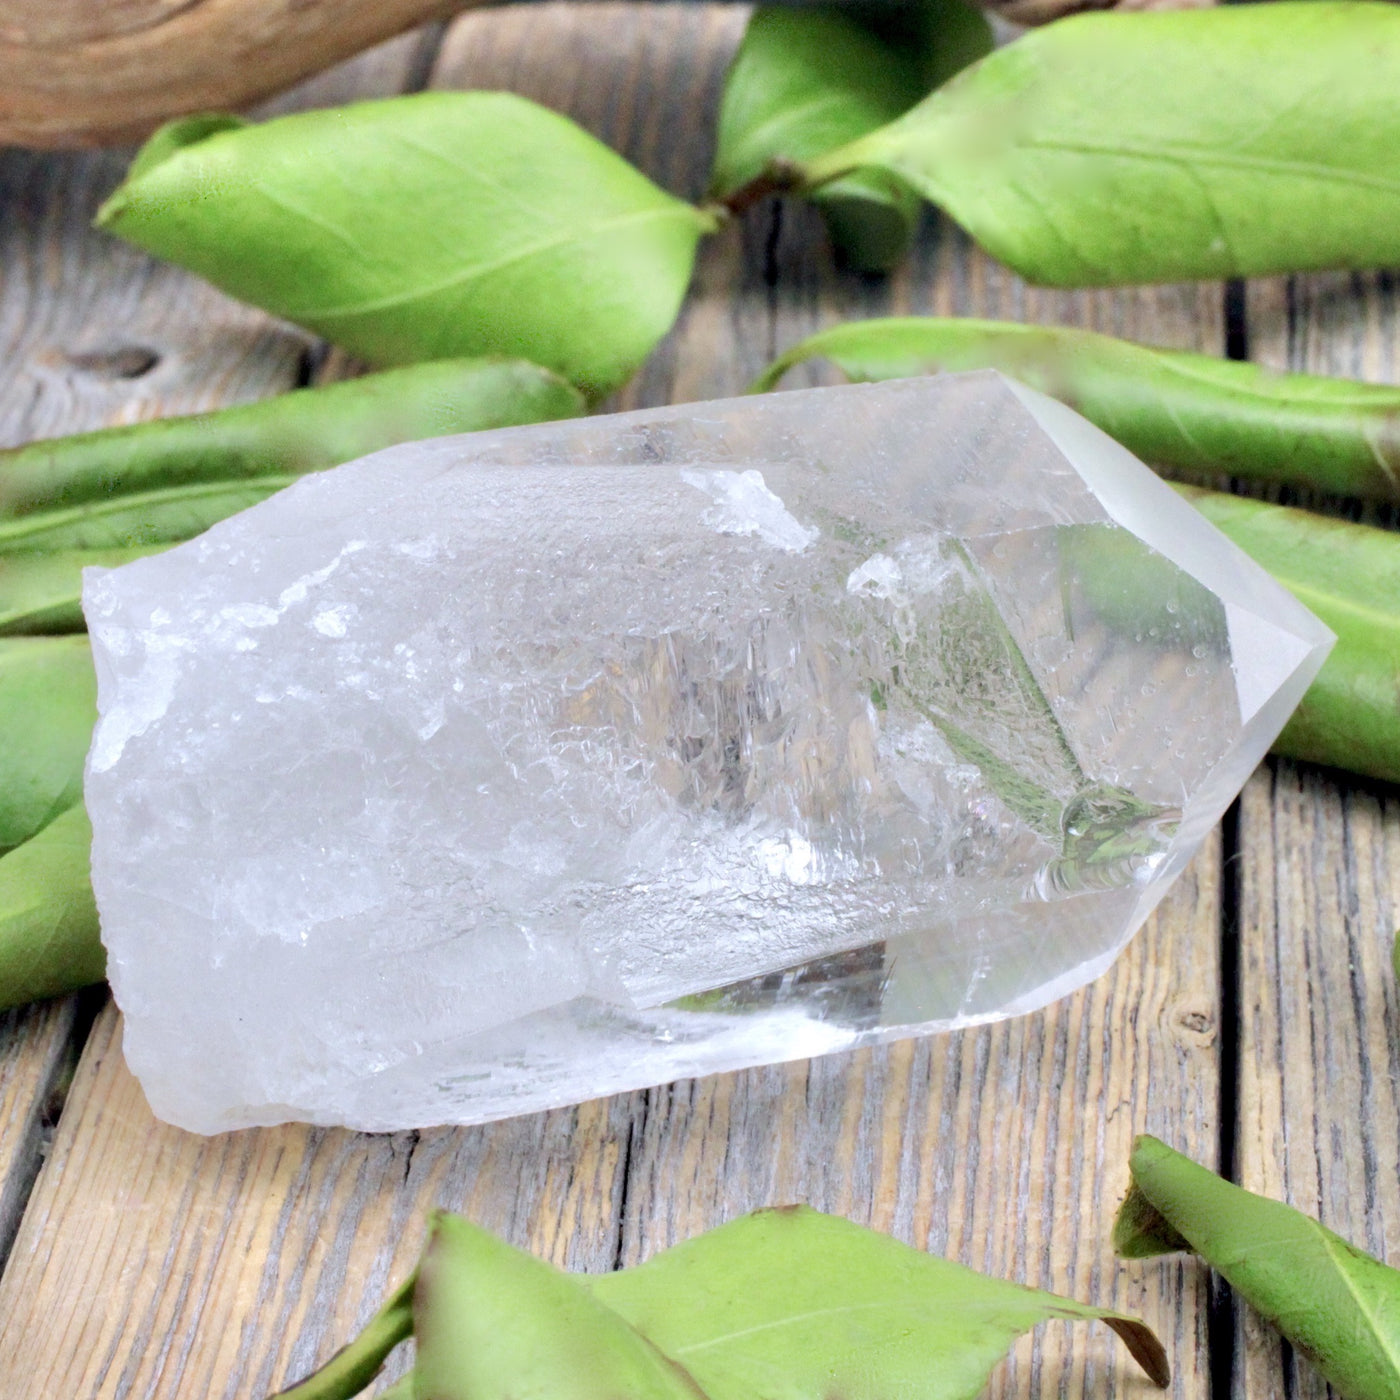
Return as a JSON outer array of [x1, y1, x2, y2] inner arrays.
[[754, 317, 1400, 502], [97, 94, 716, 397], [0, 636, 97, 854], [0, 547, 161, 634], [1115, 1135, 1400, 1400], [711, 2, 989, 271], [280, 1207, 1166, 1400], [414, 1214, 702, 1400], [591, 1206, 1168, 1398], [0, 803, 103, 1011], [0, 357, 583, 560], [1180, 486, 1400, 784], [802, 4, 1400, 286]]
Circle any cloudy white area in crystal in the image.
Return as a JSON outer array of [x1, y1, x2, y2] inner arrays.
[[82, 373, 1333, 1134]]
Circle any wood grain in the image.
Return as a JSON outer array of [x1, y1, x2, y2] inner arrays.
[[0, 9, 1242, 1399], [0, 1004, 639, 1398], [0, 993, 93, 1270], [619, 849, 1224, 1400], [1234, 271, 1400, 1400], [0, 38, 435, 1295], [0, 29, 447, 1399]]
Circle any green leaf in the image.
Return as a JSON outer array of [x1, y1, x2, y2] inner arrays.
[[0, 480, 299, 553], [97, 94, 716, 398], [753, 316, 1400, 503], [0, 637, 97, 854], [711, 2, 989, 271], [0, 803, 104, 1011], [302, 1207, 1166, 1400], [1115, 1135, 1400, 1400], [0, 548, 162, 634], [1179, 486, 1400, 784], [589, 1205, 1168, 1398], [802, 4, 1400, 286], [0, 357, 584, 558], [414, 1214, 704, 1400], [123, 112, 247, 183]]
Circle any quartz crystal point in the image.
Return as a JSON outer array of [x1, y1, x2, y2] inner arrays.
[[84, 374, 1332, 1134]]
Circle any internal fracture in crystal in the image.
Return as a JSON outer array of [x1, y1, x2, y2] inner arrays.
[[83, 374, 1333, 1133]]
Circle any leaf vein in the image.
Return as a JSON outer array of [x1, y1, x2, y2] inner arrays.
[[1311, 1221, 1400, 1378], [298, 205, 698, 322], [1019, 138, 1400, 199]]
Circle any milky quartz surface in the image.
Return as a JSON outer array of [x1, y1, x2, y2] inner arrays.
[[83, 374, 1332, 1133]]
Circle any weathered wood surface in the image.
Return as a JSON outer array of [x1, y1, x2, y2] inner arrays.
[[0, 19, 436, 1363], [0, 7, 1388, 1400], [0, 31, 420, 1310], [1233, 272, 1400, 1400], [0, 993, 93, 1270]]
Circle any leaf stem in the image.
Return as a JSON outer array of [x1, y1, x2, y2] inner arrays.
[[719, 159, 805, 216], [796, 140, 872, 194], [268, 1273, 416, 1400]]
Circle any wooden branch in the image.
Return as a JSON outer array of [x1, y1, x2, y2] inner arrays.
[[0, 0, 483, 148], [0, 0, 1235, 149]]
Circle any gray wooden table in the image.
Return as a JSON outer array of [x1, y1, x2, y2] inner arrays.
[[0, 7, 1395, 1397]]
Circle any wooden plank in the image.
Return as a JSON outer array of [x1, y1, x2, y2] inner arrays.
[[443, 8, 1230, 1400], [0, 9, 1231, 1398], [0, 33, 431, 1289], [0, 1004, 638, 1398], [1235, 270, 1400, 1400], [0, 993, 93, 1269], [0, 27, 460, 1400], [0, 10, 735, 1398], [621, 850, 1224, 1400]]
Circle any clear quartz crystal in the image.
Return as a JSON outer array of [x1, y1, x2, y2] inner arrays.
[[83, 373, 1332, 1134]]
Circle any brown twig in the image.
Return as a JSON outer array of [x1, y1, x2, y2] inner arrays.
[[716, 159, 806, 218]]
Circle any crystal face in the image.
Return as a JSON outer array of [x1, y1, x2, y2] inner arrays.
[[83, 373, 1332, 1134]]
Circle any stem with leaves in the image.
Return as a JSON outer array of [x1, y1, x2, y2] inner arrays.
[[273, 1207, 1168, 1400]]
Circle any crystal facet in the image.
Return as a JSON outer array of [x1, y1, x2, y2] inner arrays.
[[83, 374, 1332, 1133]]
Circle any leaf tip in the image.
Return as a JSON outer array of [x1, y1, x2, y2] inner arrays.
[[93, 190, 128, 232], [1128, 1133, 1173, 1172], [1103, 1316, 1171, 1389]]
